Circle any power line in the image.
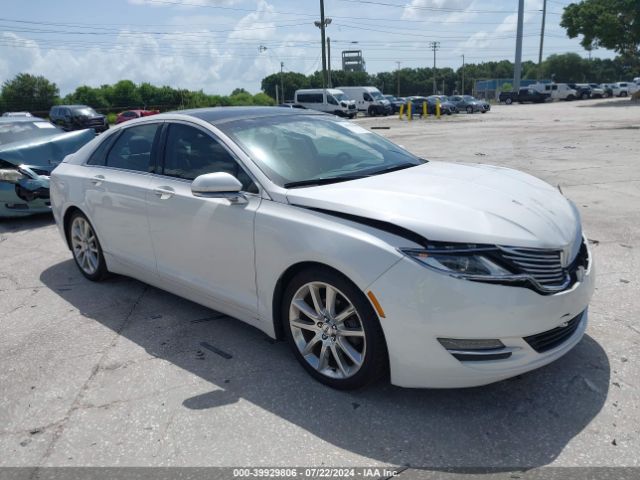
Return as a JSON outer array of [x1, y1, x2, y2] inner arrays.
[[335, 0, 561, 14]]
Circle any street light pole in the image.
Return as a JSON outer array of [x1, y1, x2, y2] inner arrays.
[[280, 62, 285, 103], [396, 61, 401, 97], [327, 37, 332, 88], [314, 1, 332, 89], [320, 0, 327, 88], [537, 0, 547, 80], [514, 0, 525, 89], [429, 41, 440, 94], [461, 54, 465, 94]]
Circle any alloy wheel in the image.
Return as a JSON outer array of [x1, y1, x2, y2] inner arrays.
[[70, 216, 100, 275], [289, 282, 366, 379]]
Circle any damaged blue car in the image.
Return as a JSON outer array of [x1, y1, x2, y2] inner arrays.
[[0, 117, 95, 217]]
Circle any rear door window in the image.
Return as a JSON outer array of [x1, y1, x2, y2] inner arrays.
[[105, 123, 160, 172]]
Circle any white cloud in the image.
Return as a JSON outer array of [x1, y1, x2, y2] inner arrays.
[[128, 0, 241, 7], [402, 0, 475, 20], [0, 1, 318, 96]]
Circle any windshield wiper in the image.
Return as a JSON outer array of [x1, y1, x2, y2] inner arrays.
[[284, 175, 367, 188], [364, 162, 418, 176]]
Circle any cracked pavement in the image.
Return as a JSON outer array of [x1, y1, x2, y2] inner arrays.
[[0, 98, 638, 473]]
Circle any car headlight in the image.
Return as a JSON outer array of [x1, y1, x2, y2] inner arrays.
[[0, 168, 25, 184], [400, 246, 512, 278]]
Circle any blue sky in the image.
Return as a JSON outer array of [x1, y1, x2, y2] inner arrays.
[[0, 0, 612, 95]]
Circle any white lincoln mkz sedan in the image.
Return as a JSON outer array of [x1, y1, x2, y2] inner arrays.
[[50, 107, 594, 389]]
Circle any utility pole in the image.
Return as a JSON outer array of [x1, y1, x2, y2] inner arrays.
[[314, 0, 332, 89], [461, 54, 465, 94], [280, 62, 285, 103], [429, 41, 440, 94], [514, 0, 525, 89], [327, 37, 332, 87], [396, 61, 401, 97], [537, 0, 547, 80]]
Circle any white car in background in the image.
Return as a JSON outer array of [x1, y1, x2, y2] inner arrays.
[[50, 108, 594, 389], [611, 82, 639, 97]]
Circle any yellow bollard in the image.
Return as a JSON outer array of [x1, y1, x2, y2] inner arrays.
[[422, 101, 427, 118], [399, 104, 404, 120], [436, 99, 441, 119], [407, 101, 412, 121]]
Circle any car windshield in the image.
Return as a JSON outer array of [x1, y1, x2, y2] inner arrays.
[[220, 115, 425, 187], [334, 93, 348, 101], [73, 107, 98, 116], [370, 90, 383, 100], [0, 121, 60, 145]]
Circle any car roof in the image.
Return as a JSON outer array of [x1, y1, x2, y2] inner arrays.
[[0, 117, 47, 124], [54, 104, 92, 109], [172, 106, 325, 125]]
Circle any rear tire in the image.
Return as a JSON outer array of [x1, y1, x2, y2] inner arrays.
[[621, 91, 628, 97], [505, 97, 513, 105], [67, 211, 109, 281], [282, 267, 388, 390]]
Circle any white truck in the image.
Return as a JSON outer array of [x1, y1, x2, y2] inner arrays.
[[336, 86, 392, 116], [293, 89, 357, 118], [530, 83, 577, 101]]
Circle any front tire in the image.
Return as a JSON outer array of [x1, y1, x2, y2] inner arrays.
[[505, 97, 513, 105], [282, 268, 387, 390], [466, 106, 474, 114], [67, 212, 108, 281]]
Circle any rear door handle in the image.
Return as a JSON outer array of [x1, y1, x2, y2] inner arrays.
[[153, 186, 175, 200], [91, 175, 105, 186]]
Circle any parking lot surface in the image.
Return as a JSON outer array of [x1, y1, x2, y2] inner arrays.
[[1, 98, 638, 473]]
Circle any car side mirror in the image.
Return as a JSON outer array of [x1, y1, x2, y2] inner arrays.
[[191, 172, 244, 201]]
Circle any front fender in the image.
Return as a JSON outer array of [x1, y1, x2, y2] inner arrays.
[[254, 200, 406, 334]]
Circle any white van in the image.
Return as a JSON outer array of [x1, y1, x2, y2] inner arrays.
[[530, 83, 577, 101], [611, 82, 639, 97], [337, 86, 392, 116], [293, 89, 357, 118]]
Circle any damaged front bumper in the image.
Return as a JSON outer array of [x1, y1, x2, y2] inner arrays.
[[0, 165, 51, 217]]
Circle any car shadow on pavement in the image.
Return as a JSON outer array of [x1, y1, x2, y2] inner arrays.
[[41, 260, 610, 470], [0, 213, 54, 233], [579, 99, 640, 108]]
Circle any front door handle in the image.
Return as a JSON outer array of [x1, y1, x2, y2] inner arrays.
[[91, 175, 105, 186], [153, 186, 175, 200]]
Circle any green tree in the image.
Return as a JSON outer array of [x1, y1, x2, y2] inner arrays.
[[64, 85, 109, 109], [0, 73, 59, 113], [251, 92, 275, 106], [540, 53, 588, 82], [109, 80, 142, 109], [561, 0, 640, 66]]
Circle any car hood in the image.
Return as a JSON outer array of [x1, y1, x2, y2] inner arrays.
[[0, 128, 96, 171], [286, 162, 581, 249]]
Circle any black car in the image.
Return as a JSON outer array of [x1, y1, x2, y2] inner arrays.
[[383, 95, 406, 113], [49, 105, 109, 133], [567, 83, 591, 100], [499, 88, 549, 104], [405, 96, 454, 115]]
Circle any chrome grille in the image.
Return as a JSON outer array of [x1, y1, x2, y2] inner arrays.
[[498, 246, 568, 288]]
